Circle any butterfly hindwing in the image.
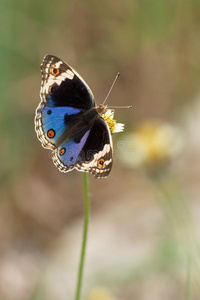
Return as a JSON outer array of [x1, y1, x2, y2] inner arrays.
[[52, 130, 91, 172], [52, 117, 112, 178], [76, 118, 113, 178]]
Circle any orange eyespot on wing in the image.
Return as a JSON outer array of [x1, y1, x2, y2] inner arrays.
[[47, 129, 55, 138], [59, 148, 66, 156], [50, 67, 60, 76], [97, 158, 105, 168]]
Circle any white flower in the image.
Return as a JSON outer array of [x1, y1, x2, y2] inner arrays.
[[102, 109, 124, 134]]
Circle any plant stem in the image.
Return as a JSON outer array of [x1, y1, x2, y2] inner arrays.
[[75, 172, 90, 300], [185, 255, 191, 300]]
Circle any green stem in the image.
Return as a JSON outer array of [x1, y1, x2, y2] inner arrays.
[[75, 172, 90, 300], [185, 255, 191, 300]]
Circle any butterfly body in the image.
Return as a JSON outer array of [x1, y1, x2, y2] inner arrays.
[[35, 55, 113, 178]]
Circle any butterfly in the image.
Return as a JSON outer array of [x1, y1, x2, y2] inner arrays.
[[35, 55, 119, 178]]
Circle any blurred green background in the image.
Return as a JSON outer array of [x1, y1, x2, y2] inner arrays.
[[1, 0, 200, 299]]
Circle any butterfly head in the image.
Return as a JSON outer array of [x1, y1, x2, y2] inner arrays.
[[96, 103, 108, 115]]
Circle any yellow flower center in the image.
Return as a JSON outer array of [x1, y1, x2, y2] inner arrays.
[[102, 115, 116, 133]]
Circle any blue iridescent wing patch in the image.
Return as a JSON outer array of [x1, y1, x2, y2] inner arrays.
[[52, 130, 91, 171], [39, 105, 81, 147], [35, 55, 113, 178]]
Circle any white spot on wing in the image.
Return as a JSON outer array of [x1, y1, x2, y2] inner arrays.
[[66, 69, 74, 80]]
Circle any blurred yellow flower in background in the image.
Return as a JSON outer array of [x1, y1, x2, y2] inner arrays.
[[121, 120, 184, 169], [87, 286, 116, 300], [120, 120, 200, 294]]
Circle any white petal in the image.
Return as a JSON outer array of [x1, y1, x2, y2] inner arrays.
[[112, 122, 124, 133]]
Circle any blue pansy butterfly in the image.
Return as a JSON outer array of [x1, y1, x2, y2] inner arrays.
[[35, 55, 118, 178]]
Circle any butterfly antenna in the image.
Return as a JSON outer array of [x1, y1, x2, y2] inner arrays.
[[103, 72, 120, 105], [108, 105, 133, 109], [102, 73, 133, 109]]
